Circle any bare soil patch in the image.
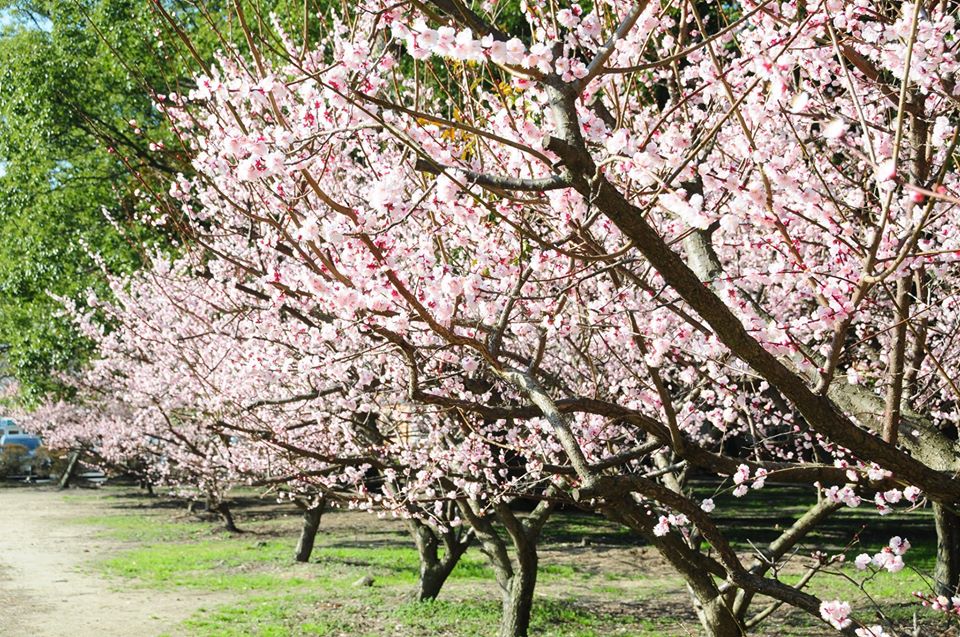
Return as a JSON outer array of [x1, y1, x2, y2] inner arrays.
[[0, 485, 225, 637]]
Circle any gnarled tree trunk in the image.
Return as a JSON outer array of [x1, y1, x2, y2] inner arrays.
[[295, 497, 327, 562], [409, 517, 471, 601], [456, 491, 556, 637], [209, 499, 240, 533], [498, 544, 538, 637], [602, 495, 744, 637]]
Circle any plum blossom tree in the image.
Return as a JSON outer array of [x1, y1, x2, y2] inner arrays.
[[31, 0, 960, 635], [26, 249, 476, 585]]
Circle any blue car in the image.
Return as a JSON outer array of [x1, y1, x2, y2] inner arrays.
[[1, 433, 42, 453], [0, 433, 44, 476], [0, 417, 21, 436]]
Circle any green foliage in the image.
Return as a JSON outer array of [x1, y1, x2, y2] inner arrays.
[[0, 0, 364, 403], [0, 0, 184, 401]]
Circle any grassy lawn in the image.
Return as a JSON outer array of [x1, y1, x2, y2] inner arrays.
[[69, 485, 958, 637]]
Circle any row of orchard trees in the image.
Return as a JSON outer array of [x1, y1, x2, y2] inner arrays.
[[23, 0, 960, 635]]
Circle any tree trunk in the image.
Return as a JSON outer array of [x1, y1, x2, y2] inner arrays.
[[410, 520, 470, 601], [697, 595, 745, 637], [498, 546, 537, 637], [682, 565, 743, 637], [211, 500, 241, 533], [58, 450, 81, 489], [934, 503, 960, 597], [455, 495, 553, 637], [601, 497, 744, 637], [295, 499, 326, 562], [138, 477, 155, 496], [415, 561, 450, 601]]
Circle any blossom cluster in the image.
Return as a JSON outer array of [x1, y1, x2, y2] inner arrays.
[[28, 0, 960, 632], [853, 536, 912, 574]]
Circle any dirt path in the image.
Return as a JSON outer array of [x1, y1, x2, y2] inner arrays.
[[0, 486, 214, 637]]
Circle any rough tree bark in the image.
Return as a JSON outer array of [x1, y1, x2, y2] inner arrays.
[[534, 77, 960, 499], [457, 492, 556, 637], [904, 109, 960, 600], [294, 496, 327, 562], [600, 493, 745, 637], [499, 543, 538, 637], [650, 89, 960, 613], [409, 513, 471, 601], [934, 504, 960, 596]]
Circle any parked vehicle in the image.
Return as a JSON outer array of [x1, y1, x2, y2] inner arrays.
[[0, 433, 46, 477], [0, 417, 21, 436]]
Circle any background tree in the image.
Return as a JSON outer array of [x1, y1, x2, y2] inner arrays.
[[0, 0, 313, 402], [0, 0, 188, 401]]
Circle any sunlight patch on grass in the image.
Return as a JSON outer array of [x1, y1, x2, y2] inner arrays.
[[73, 513, 201, 542], [100, 538, 315, 591], [182, 593, 345, 636]]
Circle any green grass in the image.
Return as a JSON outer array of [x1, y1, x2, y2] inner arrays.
[[180, 594, 672, 637], [697, 484, 937, 551], [73, 485, 954, 637], [539, 512, 636, 546], [391, 598, 678, 637], [62, 492, 104, 503], [105, 535, 527, 593], [73, 514, 201, 542], [80, 503, 676, 636], [101, 538, 321, 591], [181, 593, 339, 637], [782, 549, 940, 626], [392, 599, 596, 636], [309, 543, 491, 584]]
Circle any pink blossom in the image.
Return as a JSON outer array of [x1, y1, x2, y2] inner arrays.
[[819, 599, 852, 629], [652, 516, 670, 537], [876, 159, 897, 183], [822, 118, 846, 139], [888, 536, 911, 556], [451, 29, 483, 62], [903, 486, 922, 503], [503, 38, 526, 65], [556, 9, 581, 29], [873, 551, 904, 573], [524, 42, 553, 74], [297, 217, 320, 242], [732, 465, 750, 485]]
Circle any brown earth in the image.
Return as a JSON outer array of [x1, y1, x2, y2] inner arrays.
[[0, 486, 223, 637]]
